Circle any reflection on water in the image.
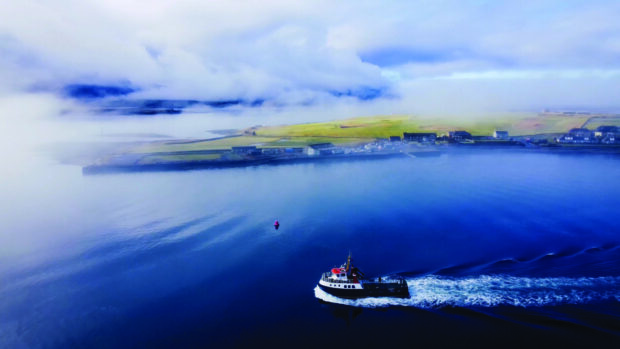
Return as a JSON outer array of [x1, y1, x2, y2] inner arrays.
[[1, 151, 620, 347]]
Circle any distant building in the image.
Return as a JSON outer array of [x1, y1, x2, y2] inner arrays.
[[261, 148, 282, 155], [595, 125, 618, 133], [319, 147, 344, 156], [389, 136, 401, 142], [448, 131, 472, 141], [601, 134, 617, 144], [557, 128, 596, 144], [231, 146, 258, 154], [493, 130, 509, 139], [306, 143, 335, 156], [570, 128, 594, 143], [308, 143, 333, 149], [594, 125, 618, 137], [594, 125, 618, 144], [403, 132, 437, 143], [568, 128, 593, 137]]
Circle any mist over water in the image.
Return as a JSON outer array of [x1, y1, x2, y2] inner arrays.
[[3, 1, 620, 346]]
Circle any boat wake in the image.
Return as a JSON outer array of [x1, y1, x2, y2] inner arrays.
[[314, 274, 620, 308]]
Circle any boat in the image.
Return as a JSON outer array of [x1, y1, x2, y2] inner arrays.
[[317, 253, 409, 299]]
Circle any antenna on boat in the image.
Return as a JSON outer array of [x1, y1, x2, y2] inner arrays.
[[346, 251, 352, 273]]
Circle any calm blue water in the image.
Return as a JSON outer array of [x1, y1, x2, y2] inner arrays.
[[1, 150, 620, 347]]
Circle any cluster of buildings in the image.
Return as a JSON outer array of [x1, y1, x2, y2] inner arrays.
[[230, 129, 515, 159], [230, 145, 304, 156], [392, 129, 510, 143], [556, 126, 618, 144], [228, 125, 619, 160]]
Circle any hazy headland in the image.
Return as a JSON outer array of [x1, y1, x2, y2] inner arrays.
[[76, 112, 620, 173]]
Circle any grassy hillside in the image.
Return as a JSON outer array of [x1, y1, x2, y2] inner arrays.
[[129, 113, 597, 155], [255, 115, 422, 138], [583, 116, 620, 129], [255, 113, 590, 138], [132, 135, 370, 154]]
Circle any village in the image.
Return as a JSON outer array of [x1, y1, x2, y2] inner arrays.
[[82, 121, 620, 174], [556, 125, 618, 144], [226, 123, 620, 160]]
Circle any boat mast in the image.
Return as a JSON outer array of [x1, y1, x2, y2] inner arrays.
[[346, 251, 352, 273]]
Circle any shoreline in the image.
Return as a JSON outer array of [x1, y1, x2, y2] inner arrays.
[[82, 151, 436, 175], [82, 143, 620, 175]]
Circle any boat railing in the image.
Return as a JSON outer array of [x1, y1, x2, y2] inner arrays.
[[321, 272, 407, 286], [321, 272, 358, 284]]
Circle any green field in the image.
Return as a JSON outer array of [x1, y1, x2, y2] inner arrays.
[[132, 136, 276, 153], [127, 113, 598, 155], [507, 115, 590, 135], [255, 113, 591, 138], [583, 116, 620, 129], [132, 135, 372, 154], [255, 115, 422, 138]]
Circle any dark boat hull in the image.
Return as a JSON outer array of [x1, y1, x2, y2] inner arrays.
[[318, 282, 410, 299]]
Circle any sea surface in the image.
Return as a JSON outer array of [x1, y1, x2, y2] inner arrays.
[[1, 150, 620, 348]]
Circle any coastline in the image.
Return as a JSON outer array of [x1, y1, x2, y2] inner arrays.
[[78, 113, 620, 174], [82, 143, 620, 175], [82, 151, 431, 175]]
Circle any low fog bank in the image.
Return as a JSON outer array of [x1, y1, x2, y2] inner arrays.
[[2, 82, 620, 168]]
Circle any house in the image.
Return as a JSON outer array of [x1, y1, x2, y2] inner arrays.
[[261, 148, 282, 155], [305, 143, 334, 156], [231, 146, 259, 154], [593, 125, 618, 144], [308, 143, 333, 149], [568, 128, 592, 138], [403, 132, 437, 143], [448, 131, 472, 141], [601, 134, 617, 144], [318, 147, 344, 156], [493, 130, 509, 139], [557, 128, 596, 144], [594, 125, 618, 137]]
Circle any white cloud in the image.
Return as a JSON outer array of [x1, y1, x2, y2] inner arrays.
[[437, 69, 620, 80], [0, 0, 619, 113]]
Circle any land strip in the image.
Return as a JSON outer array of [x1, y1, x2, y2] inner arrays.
[[81, 113, 620, 174]]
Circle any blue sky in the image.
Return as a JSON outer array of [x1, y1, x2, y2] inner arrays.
[[1, 0, 620, 114]]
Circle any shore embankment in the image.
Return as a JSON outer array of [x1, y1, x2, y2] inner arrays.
[[82, 150, 441, 174], [82, 142, 620, 175]]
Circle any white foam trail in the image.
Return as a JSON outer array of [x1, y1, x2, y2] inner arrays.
[[314, 275, 620, 308]]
